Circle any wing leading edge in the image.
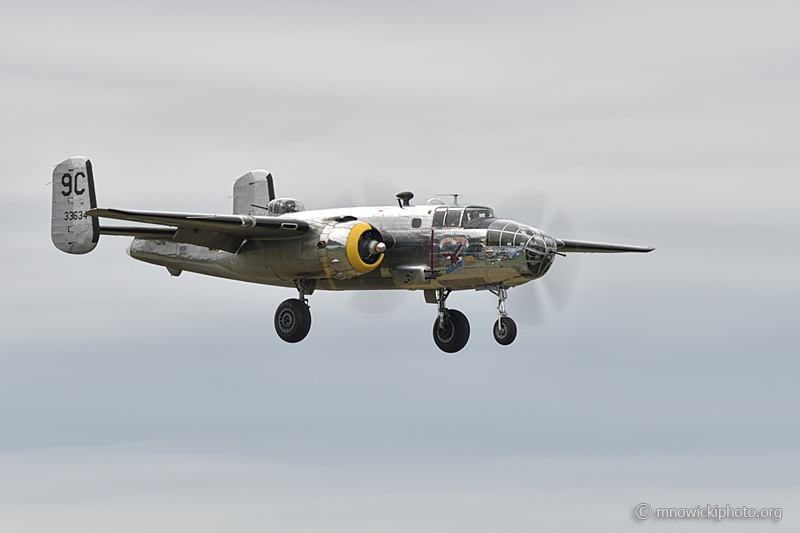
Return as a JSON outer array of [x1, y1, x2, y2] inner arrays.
[[557, 239, 654, 253], [88, 208, 309, 253]]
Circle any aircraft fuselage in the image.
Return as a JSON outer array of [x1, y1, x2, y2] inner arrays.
[[128, 204, 556, 292]]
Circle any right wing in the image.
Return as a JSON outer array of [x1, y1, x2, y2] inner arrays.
[[557, 239, 654, 253], [88, 207, 310, 253]]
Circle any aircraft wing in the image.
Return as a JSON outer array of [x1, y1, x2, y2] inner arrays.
[[557, 239, 654, 253], [88, 208, 309, 253]]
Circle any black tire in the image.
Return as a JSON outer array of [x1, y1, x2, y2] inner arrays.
[[493, 316, 517, 345], [274, 298, 312, 343], [433, 309, 470, 353]]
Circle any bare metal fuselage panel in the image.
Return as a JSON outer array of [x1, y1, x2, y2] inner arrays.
[[52, 157, 652, 297], [126, 205, 551, 291]]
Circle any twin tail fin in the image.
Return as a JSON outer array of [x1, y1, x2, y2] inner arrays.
[[51, 156, 99, 254]]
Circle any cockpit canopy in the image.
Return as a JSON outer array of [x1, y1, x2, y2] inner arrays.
[[268, 198, 305, 216], [432, 205, 495, 228]]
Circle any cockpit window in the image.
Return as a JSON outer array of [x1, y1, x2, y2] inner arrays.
[[433, 206, 495, 228], [432, 208, 446, 227], [463, 207, 493, 225], [444, 208, 463, 227]]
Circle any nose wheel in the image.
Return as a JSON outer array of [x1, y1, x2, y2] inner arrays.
[[493, 316, 517, 345], [432, 288, 470, 353], [490, 285, 517, 346]]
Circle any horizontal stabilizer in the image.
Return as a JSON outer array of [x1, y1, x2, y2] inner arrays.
[[100, 226, 176, 239], [557, 239, 654, 253], [87, 208, 309, 239]]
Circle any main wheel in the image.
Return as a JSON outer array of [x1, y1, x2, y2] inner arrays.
[[493, 316, 517, 345], [274, 298, 312, 343], [433, 309, 470, 353]]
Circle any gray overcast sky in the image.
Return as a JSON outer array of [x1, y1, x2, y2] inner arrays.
[[1, 1, 798, 531]]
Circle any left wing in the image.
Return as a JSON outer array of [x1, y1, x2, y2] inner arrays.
[[88, 207, 310, 253]]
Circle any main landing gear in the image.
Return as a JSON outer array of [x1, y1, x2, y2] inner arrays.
[[432, 288, 470, 353], [274, 280, 314, 343]]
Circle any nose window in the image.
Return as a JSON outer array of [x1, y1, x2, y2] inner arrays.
[[514, 233, 529, 246]]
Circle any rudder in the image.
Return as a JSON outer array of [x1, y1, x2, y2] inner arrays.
[[51, 156, 99, 254]]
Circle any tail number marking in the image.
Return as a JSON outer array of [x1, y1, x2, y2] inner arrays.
[[61, 172, 86, 197], [64, 211, 87, 221]]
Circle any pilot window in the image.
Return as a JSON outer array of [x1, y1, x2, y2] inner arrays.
[[444, 209, 463, 227], [463, 208, 493, 225], [433, 206, 494, 228], [432, 208, 446, 227]]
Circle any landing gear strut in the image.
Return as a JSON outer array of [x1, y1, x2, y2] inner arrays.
[[432, 288, 470, 353], [490, 285, 517, 346], [274, 280, 315, 343]]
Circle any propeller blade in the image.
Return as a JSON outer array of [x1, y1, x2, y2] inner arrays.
[[495, 191, 581, 328], [347, 290, 411, 319], [336, 177, 413, 318], [333, 176, 398, 208]]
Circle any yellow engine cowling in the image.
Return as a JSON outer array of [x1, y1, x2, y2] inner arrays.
[[319, 221, 385, 279]]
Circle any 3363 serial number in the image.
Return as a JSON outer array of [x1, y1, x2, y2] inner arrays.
[[64, 210, 88, 221]]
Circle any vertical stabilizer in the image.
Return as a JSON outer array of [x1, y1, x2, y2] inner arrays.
[[232, 170, 273, 215], [51, 156, 99, 254]]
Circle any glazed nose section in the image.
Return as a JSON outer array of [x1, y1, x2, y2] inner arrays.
[[524, 230, 557, 277]]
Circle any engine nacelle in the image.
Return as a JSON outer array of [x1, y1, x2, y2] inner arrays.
[[319, 221, 385, 279]]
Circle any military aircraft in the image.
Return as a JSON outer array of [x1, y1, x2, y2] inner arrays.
[[51, 156, 654, 352]]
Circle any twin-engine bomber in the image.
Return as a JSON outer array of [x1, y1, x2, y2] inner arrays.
[[51, 157, 654, 352]]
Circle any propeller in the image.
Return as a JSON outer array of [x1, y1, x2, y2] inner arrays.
[[333, 182, 580, 325], [332, 176, 399, 210], [493, 190, 581, 328], [334, 177, 411, 319]]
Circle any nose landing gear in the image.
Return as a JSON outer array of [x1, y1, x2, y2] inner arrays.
[[432, 288, 470, 353], [274, 280, 315, 343], [490, 285, 517, 346]]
